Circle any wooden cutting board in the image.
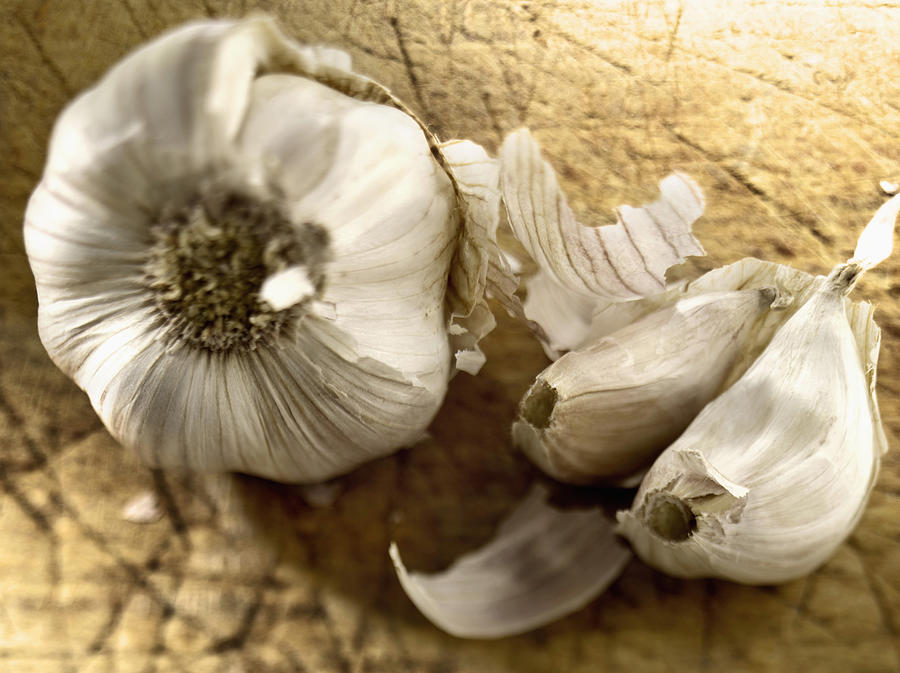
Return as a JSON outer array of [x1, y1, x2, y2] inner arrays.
[[1, 1, 898, 671]]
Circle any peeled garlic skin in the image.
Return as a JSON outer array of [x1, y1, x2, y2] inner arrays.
[[514, 289, 776, 486], [617, 283, 879, 584], [23, 19, 463, 483]]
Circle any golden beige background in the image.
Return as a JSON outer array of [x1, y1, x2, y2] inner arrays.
[[1, 1, 899, 671]]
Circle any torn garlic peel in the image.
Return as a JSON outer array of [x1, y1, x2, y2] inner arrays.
[[616, 270, 885, 584], [24, 17, 497, 483], [514, 287, 779, 486], [390, 484, 632, 639], [498, 128, 706, 358], [438, 139, 502, 376]]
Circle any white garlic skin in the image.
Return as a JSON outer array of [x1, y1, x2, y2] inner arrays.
[[617, 276, 881, 584], [23, 19, 474, 483], [514, 289, 779, 486]]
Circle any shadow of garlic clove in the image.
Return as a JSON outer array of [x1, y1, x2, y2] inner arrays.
[[514, 287, 783, 486], [616, 194, 900, 584], [24, 17, 498, 483]]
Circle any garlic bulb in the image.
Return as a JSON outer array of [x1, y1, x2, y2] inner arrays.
[[616, 196, 898, 584], [513, 287, 782, 486], [24, 17, 498, 483]]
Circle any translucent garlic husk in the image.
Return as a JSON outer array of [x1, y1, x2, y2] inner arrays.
[[513, 286, 782, 486], [390, 484, 632, 639], [497, 126, 721, 485], [616, 264, 886, 584], [494, 128, 707, 360], [24, 17, 499, 483]]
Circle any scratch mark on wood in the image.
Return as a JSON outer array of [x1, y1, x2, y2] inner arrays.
[[150, 469, 191, 548], [209, 583, 266, 653], [664, 1, 683, 63], [389, 15, 429, 117], [479, 91, 505, 145], [15, 16, 75, 97], [120, 0, 149, 40], [0, 464, 54, 533], [677, 47, 898, 139], [86, 594, 129, 653], [0, 387, 48, 471], [7, 163, 41, 181]]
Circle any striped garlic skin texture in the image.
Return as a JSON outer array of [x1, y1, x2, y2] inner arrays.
[[617, 278, 882, 584], [390, 484, 632, 639], [23, 18, 490, 483], [497, 128, 706, 359], [513, 288, 777, 486]]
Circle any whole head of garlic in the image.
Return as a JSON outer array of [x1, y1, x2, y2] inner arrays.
[[24, 17, 499, 483]]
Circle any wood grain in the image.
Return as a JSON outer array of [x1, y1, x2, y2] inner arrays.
[[1, 1, 899, 671]]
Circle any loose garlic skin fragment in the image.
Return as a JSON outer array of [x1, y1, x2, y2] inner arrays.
[[514, 288, 780, 486], [617, 269, 884, 584], [24, 18, 497, 483], [497, 129, 706, 359]]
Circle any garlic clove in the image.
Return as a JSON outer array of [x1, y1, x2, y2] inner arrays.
[[616, 201, 894, 583], [580, 256, 828, 391], [390, 484, 632, 639], [514, 287, 782, 486], [511, 255, 824, 487]]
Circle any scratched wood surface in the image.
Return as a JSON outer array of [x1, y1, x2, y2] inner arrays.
[[2, 1, 900, 671]]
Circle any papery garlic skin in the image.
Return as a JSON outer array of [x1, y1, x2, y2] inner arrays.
[[514, 288, 780, 486], [390, 484, 631, 639], [617, 271, 883, 584], [24, 18, 495, 483], [497, 129, 706, 359]]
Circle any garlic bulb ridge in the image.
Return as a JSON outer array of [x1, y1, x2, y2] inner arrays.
[[24, 17, 499, 483]]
